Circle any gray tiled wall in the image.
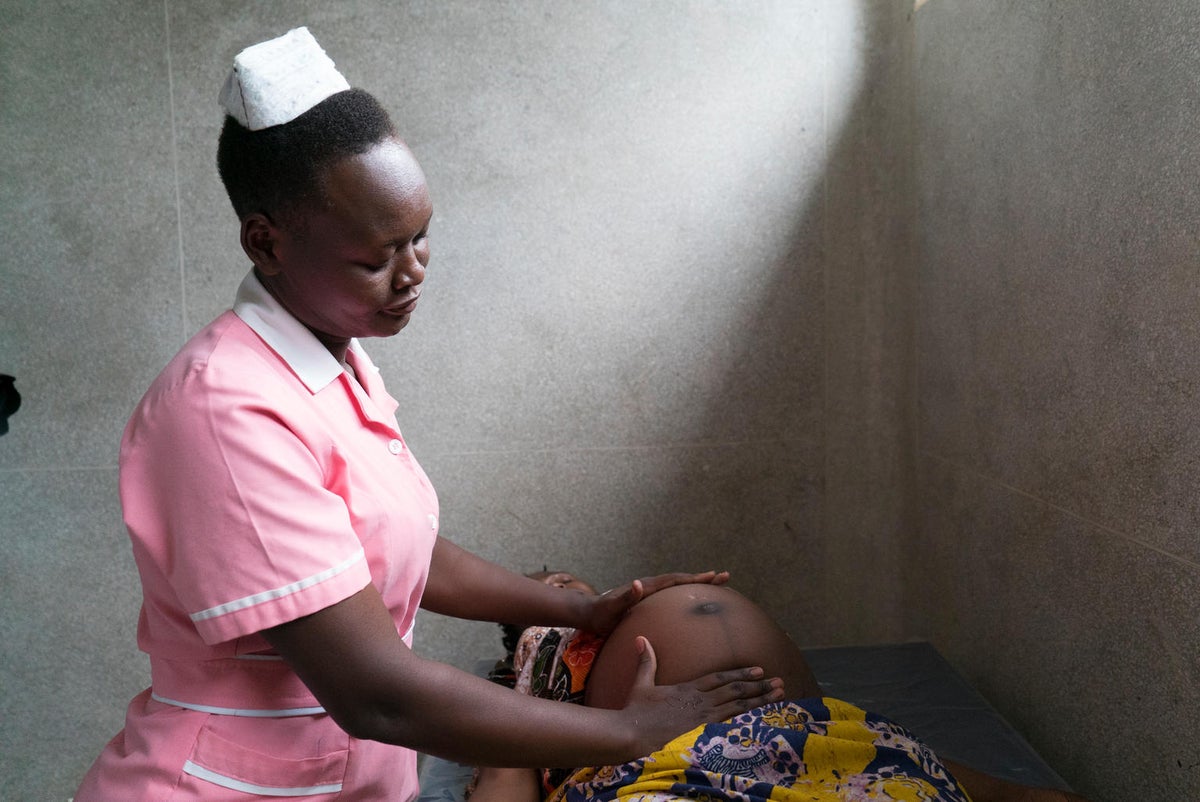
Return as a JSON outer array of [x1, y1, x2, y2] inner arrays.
[[14, 2, 1188, 801], [4, 2, 919, 798], [912, 2, 1200, 800]]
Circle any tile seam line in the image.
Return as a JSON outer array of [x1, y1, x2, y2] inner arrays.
[[423, 438, 810, 459], [819, 0, 831, 568], [0, 465, 116, 474], [920, 449, 1200, 572], [164, 0, 188, 341], [0, 437, 809, 473]]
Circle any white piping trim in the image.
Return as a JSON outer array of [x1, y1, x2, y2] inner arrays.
[[232, 270, 347, 394], [152, 693, 325, 717], [183, 760, 342, 796], [190, 548, 364, 623]]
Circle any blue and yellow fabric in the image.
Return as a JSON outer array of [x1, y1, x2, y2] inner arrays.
[[547, 697, 973, 802]]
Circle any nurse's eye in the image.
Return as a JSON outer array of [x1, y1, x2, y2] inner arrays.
[[358, 253, 394, 271]]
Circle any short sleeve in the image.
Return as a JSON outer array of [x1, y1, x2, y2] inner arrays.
[[121, 346, 372, 646]]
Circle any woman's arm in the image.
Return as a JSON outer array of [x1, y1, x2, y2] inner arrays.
[[262, 582, 783, 768], [420, 535, 730, 634], [467, 767, 542, 802], [419, 536, 590, 626], [942, 761, 1092, 802]]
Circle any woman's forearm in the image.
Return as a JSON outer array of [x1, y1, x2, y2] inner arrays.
[[420, 536, 735, 636], [263, 583, 781, 767], [419, 536, 590, 627], [380, 654, 640, 766]]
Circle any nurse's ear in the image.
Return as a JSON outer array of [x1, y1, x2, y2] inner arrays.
[[240, 212, 285, 276]]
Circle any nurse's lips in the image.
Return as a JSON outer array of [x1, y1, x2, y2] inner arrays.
[[382, 294, 420, 316]]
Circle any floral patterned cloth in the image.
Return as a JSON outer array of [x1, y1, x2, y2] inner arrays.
[[512, 626, 605, 703], [480, 625, 607, 797], [546, 697, 973, 802]]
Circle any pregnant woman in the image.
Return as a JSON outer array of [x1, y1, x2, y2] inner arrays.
[[470, 581, 1091, 802]]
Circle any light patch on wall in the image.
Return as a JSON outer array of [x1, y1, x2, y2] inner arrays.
[[622, 1, 867, 375], [825, 1, 869, 136], [914, 0, 932, 10], [631, 0, 869, 432]]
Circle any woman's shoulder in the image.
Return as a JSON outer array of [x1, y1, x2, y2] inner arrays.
[[145, 311, 304, 402], [124, 312, 322, 446]]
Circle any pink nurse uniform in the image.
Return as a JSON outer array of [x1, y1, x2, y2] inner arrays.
[[75, 271, 439, 801]]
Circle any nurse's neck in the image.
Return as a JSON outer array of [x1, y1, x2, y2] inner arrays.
[[314, 334, 351, 365], [288, 312, 351, 364], [255, 268, 351, 363]]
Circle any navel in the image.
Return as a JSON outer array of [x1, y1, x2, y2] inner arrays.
[[691, 600, 724, 616]]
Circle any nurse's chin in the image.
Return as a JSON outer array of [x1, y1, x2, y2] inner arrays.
[[372, 313, 413, 337]]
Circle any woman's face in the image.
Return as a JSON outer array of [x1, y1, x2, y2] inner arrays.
[[532, 570, 597, 596], [256, 137, 433, 356]]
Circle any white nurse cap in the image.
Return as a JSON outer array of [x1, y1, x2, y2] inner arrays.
[[218, 27, 351, 131]]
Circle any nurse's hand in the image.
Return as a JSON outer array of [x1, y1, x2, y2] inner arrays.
[[620, 636, 784, 756], [583, 570, 731, 635]]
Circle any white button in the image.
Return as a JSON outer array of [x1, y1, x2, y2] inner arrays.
[[388, 439, 403, 454], [428, 514, 438, 531]]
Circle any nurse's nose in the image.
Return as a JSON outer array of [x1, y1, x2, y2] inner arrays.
[[392, 244, 426, 290]]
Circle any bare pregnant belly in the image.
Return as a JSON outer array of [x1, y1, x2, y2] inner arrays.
[[584, 584, 820, 710]]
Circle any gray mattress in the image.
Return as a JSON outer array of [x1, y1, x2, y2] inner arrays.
[[803, 641, 1068, 790], [416, 640, 1069, 801]]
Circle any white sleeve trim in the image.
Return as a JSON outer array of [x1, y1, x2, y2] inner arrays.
[[189, 548, 365, 623], [151, 693, 325, 717], [183, 760, 342, 796]]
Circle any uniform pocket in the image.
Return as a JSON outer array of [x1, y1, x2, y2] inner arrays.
[[183, 722, 348, 797]]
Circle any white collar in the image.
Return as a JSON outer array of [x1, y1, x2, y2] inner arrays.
[[232, 270, 370, 394]]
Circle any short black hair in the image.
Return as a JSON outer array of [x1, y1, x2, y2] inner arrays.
[[216, 87, 396, 222]]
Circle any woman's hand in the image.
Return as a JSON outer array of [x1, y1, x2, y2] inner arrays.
[[583, 570, 731, 635], [618, 636, 784, 756]]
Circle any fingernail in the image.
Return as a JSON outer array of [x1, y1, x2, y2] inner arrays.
[[748, 667, 764, 678]]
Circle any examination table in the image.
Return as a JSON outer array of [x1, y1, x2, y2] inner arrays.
[[415, 640, 1071, 800]]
